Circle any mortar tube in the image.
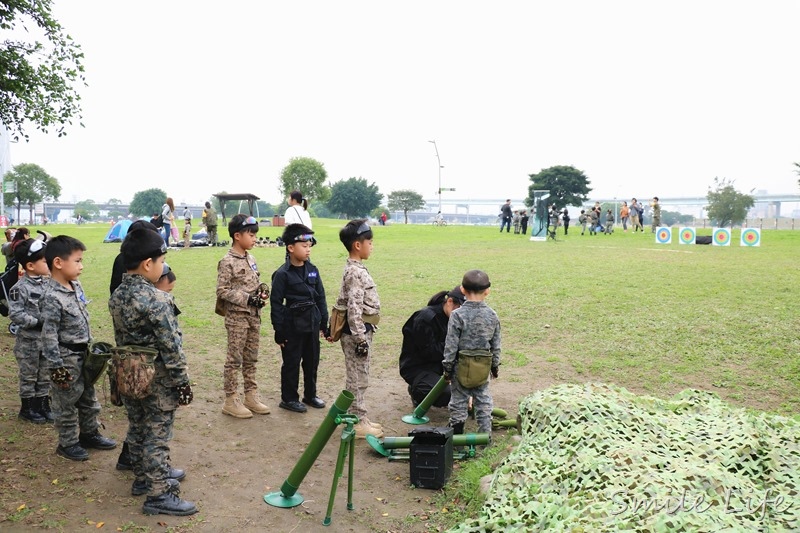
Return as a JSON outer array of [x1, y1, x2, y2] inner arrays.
[[280, 390, 354, 498], [412, 375, 447, 418], [382, 433, 490, 450]]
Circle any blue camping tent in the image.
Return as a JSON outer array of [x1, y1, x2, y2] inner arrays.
[[104, 220, 132, 243]]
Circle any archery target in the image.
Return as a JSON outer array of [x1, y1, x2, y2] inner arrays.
[[740, 228, 760, 247], [655, 227, 671, 244], [712, 228, 731, 246], [679, 227, 695, 245]]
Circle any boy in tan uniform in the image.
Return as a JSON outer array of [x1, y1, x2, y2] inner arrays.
[[334, 219, 383, 438], [216, 214, 270, 418]]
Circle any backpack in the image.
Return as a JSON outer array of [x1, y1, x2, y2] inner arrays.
[[153, 214, 164, 228]]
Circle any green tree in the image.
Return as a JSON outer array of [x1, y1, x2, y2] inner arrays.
[[387, 189, 424, 224], [526, 166, 591, 209], [3, 162, 61, 223], [279, 157, 331, 203], [130, 188, 167, 217], [1, 0, 86, 141], [326, 177, 382, 219], [73, 199, 99, 220], [705, 177, 755, 227], [661, 209, 694, 227], [108, 198, 122, 205]]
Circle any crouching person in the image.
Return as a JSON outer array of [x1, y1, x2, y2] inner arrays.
[[108, 229, 197, 516], [42, 236, 117, 460]]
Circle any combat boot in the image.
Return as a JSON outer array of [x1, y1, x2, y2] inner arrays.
[[56, 443, 89, 461], [142, 491, 198, 516], [35, 395, 55, 423], [360, 416, 382, 430], [116, 441, 132, 470], [222, 394, 253, 419], [18, 397, 46, 424], [450, 422, 465, 435], [79, 431, 117, 450], [243, 390, 270, 415], [354, 421, 383, 439]]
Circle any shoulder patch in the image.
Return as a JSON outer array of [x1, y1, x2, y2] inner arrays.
[[8, 286, 19, 302]]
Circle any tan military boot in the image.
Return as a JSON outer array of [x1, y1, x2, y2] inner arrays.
[[222, 394, 253, 419], [354, 421, 383, 439], [360, 416, 382, 430], [243, 390, 270, 415]]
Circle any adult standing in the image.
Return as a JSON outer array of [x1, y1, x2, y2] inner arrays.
[[399, 287, 465, 407], [284, 190, 312, 229], [161, 198, 175, 247], [620, 202, 630, 232], [499, 199, 512, 233], [630, 198, 643, 232], [651, 196, 661, 233], [202, 201, 218, 246], [562, 208, 570, 235]]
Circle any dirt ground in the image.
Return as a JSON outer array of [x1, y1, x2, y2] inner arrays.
[[0, 331, 574, 533]]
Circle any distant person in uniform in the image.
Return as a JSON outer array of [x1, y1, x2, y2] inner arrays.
[[499, 199, 512, 233], [203, 201, 218, 246], [651, 196, 661, 233]]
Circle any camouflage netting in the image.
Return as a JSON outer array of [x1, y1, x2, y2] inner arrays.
[[452, 383, 799, 532]]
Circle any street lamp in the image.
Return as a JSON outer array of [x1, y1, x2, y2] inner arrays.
[[428, 140, 443, 215]]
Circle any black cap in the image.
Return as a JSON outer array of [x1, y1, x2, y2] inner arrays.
[[446, 285, 466, 305]]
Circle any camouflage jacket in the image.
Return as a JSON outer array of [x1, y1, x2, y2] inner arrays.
[[108, 273, 189, 387], [40, 278, 91, 368], [216, 249, 262, 316], [8, 274, 49, 342], [335, 258, 380, 343], [442, 300, 501, 369]]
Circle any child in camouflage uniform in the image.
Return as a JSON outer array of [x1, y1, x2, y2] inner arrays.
[[216, 214, 270, 418], [442, 269, 501, 435], [108, 229, 196, 516], [41, 236, 116, 461], [9, 238, 52, 423], [335, 219, 383, 439]]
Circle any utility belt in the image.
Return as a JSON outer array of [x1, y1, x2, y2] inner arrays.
[[456, 349, 492, 389], [60, 342, 88, 353]]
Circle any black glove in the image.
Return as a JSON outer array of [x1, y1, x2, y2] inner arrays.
[[274, 331, 287, 345], [51, 366, 72, 386], [247, 294, 266, 308], [491, 366, 499, 379], [176, 383, 193, 406], [321, 326, 331, 338], [355, 341, 369, 357], [442, 365, 454, 382]]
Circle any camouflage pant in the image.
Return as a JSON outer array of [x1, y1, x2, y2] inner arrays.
[[14, 338, 49, 398], [123, 382, 178, 497], [183, 222, 192, 248], [341, 331, 372, 417], [449, 378, 493, 434], [223, 311, 261, 396], [51, 352, 101, 446], [207, 225, 218, 245]]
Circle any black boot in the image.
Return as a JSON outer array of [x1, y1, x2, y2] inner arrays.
[[450, 422, 465, 435], [19, 397, 46, 424], [79, 431, 117, 450], [132, 477, 180, 497], [36, 395, 55, 423], [56, 443, 89, 461], [116, 441, 132, 470], [142, 491, 198, 516]]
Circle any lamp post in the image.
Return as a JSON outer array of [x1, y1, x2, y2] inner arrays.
[[428, 140, 443, 215]]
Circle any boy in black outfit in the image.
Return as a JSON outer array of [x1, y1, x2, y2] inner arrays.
[[270, 224, 329, 413]]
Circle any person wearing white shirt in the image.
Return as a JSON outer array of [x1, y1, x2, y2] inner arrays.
[[284, 191, 312, 229]]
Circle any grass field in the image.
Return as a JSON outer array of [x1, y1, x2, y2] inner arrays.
[[0, 220, 797, 531]]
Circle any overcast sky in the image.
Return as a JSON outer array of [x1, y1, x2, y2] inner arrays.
[[6, 1, 800, 209]]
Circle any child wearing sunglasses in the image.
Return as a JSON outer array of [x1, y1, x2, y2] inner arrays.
[[216, 214, 270, 418], [333, 219, 383, 438], [8, 238, 52, 424], [270, 223, 329, 413]]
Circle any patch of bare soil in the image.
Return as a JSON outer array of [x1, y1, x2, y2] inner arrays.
[[0, 330, 577, 532]]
